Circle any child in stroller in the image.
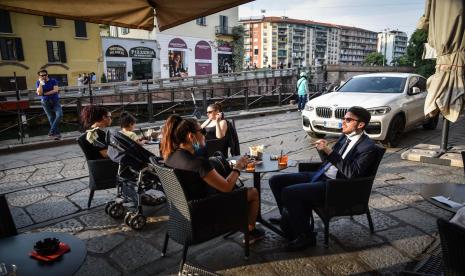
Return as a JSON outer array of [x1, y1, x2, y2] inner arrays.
[[106, 130, 166, 230]]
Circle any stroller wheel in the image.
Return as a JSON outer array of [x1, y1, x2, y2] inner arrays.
[[104, 201, 115, 214], [129, 214, 146, 230], [108, 203, 125, 219], [124, 212, 134, 226]]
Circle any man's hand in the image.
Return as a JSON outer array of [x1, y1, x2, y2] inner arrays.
[[313, 139, 332, 155]]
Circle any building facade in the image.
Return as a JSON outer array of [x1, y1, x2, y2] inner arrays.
[[377, 30, 408, 65], [240, 16, 378, 68], [109, 7, 238, 79], [0, 10, 102, 91]]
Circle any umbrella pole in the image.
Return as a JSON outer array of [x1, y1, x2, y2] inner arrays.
[[439, 118, 450, 155]]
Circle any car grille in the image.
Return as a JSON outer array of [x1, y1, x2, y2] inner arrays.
[[316, 107, 332, 118], [335, 108, 348, 119]]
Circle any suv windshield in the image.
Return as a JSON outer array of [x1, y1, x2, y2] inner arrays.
[[338, 76, 407, 93]]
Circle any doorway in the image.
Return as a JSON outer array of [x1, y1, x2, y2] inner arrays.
[[132, 59, 153, 80]]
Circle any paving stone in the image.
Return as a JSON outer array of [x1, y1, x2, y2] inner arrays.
[[375, 185, 423, 205], [325, 259, 370, 275], [329, 218, 384, 249], [391, 208, 438, 234], [75, 255, 121, 276], [45, 179, 87, 196], [0, 172, 33, 183], [35, 161, 64, 169], [354, 209, 400, 231], [358, 245, 412, 273], [10, 206, 33, 228], [61, 168, 88, 178], [109, 238, 160, 271], [369, 192, 408, 212], [377, 226, 434, 259], [0, 181, 35, 194], [77, 230, 126, 254], [27, 172, 64, 184], [6, 187, 50, 207], [266, 254, 322, 275], [36, 218, 84, 233], [79, 211, 122, 229], [61, 157, 86, 165], [3, 166, 36, 175], [69, 188, 114, 209], [26, 196, 79, 223], [411, 201, 454, 220]]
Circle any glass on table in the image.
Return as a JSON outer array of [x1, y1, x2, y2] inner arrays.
[[278, 155, 288, 168], [246, 161, 255, 172]]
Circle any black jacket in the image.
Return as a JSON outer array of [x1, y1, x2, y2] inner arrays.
[[226, 120, 240, 156]]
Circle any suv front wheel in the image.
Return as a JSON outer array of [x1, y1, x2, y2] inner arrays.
[[383, 115, 405, 147]]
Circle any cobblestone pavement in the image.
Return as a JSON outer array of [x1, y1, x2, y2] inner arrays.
[[1, 111, 464, 275]]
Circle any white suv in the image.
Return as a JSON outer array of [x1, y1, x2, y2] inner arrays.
[[302, 73, 439, 146]]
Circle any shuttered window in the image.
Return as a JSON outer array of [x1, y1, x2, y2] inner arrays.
[[74, 21, 87, 38], [46, 41, 67, 63], [43, 16, 57, 26], [0, 38, 24, 61], [0, 10, 13, 33]]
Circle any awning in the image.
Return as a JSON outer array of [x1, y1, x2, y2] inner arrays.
[[418, 0, 465, 123], [0, 0, 253, 31]]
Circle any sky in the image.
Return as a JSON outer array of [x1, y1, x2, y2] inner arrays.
[[239, 0, 426, 37]]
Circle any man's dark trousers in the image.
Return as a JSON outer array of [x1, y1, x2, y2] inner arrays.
[[269, 172, 327, 236]]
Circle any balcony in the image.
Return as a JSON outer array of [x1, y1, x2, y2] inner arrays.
[[215, 26, 233, 36]]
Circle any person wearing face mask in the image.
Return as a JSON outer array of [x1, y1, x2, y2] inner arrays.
[[268, 106, 380, 251], [161, 115, 266, 245]]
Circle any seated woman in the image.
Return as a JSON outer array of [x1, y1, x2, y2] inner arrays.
[[80, 105, 112, 159], [161, 115, 265, 244], [119, 111, 148, 146], [201, 102, 228, 140]]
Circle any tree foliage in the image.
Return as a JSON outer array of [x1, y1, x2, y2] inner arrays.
[[363, 52, 387, 66], [405, 29, 436, 78]]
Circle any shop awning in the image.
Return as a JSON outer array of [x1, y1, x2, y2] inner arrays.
[[0, 0, 253, 31]]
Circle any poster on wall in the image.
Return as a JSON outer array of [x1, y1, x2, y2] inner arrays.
[[168, 38, 188, 78], [195, 41, 212, 76], [218, 44, 233, 73]]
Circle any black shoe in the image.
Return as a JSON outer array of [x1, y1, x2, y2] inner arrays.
[[286, 232, 317, 251], [243, 227, 266, 245], [268, 216, 281, 225]]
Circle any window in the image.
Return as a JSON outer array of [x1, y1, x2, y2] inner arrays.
[[121, 28, 130, 35], [74, 21, 87, 38], [48, 74, 68, 86], [0, 10, 12, 33], [219, 15, 228, 28], [43, 16, 57, 26], [0, 38, 24, 61], [46, 41, 67, 63], [254, 49, 259, 55], [196, 17, 206, 26]]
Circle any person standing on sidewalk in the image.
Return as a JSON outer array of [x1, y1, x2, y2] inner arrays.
[[296, 72, 309, 112], [36, 69, 63, 140]]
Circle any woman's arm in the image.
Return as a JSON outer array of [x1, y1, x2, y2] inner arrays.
[[99, 149, 108, 158], [215, 120, 228, 139], [203, 155, 247, 192], [201, 119, 211, 128]]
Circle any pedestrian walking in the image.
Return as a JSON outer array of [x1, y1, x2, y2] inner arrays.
[[77, 74, 83, 93], [91, 72, 97, 84], [36, 69, 63, 140], [82, 73, 89, 94], [296, 72, 309, 112]]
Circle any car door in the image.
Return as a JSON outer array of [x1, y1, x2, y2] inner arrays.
[[404, 76, 427, 126]]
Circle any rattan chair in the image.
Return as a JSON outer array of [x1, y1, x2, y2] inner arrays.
[[150, 161, 249, 273], [0, 194, 17, 238], [77, 133, 119, 208], [298, 146, 386, 246], [437, 218, 465, 276]]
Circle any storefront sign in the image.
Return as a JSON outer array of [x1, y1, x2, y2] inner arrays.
[[195, 63, 212, 76], [168, 38, 187, 49], [195, 41, 212, 60], [105, 45, 128, 57], [218, 45, 232, 53], [129, 47, 156, 58]]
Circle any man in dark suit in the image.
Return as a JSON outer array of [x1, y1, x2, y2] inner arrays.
[[269, 106, 380, 251]]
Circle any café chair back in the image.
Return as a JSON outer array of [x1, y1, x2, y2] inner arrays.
[[0, 194, 17, 238], [298, 145, 386, 246], [150, 160, 249, 273], [437, 218, 465, 276], [77, 133, 119, 208]]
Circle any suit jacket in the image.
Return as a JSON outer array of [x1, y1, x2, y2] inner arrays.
[[318, 133, 380, 179]]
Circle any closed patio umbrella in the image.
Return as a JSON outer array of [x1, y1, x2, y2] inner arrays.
[[0, 0, 253, 31], [418, 0, 465, 123]]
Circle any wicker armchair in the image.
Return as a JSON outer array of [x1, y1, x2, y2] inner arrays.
[[0, 194, 17, 238], [150, 161, 249, 273], [77, 133, 119, 208], [298, 146, 385, 246], [437, 218, 465, 276]]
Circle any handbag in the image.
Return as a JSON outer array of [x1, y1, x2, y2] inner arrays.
[[208, 151, 244, 189]]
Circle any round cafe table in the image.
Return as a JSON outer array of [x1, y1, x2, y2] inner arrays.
[[0, 232, 87, 276], [231, 153, 288, 236]]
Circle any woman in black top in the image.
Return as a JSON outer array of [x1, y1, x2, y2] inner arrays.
[[80, 105, 112, 158], [201, 102, 228, 140], [161, 115, 265, 244]]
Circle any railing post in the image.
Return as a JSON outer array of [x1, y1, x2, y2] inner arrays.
[[202, 89, 207, 113], [257, 79, 261, 95], [244, 87, 249, 111], [170, 89, 175, 103], [278, 86, 282, 106], [147, 92, 153, 123]]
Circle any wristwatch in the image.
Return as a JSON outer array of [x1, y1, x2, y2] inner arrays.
[[232, 168, 241, 176]]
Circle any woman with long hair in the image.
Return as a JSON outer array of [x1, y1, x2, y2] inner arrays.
[[161, 115, 265, 244], [200, 102, 228, 140], [80, 105, 112, 158]]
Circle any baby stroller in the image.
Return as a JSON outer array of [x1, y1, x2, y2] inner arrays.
[[106, 131, 166, 230]]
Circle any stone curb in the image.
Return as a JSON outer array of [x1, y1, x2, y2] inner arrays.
[[0, 106, 298, 155]]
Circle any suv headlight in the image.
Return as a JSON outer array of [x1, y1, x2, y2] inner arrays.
[[367, 106, 391, 116], [304, 104, 314, 111]]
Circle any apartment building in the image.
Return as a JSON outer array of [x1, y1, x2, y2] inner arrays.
[[0, 10, 102, 91], [241, 16, 377, 68], [377, 30, 408, 65], [110, 7, 238, 78]]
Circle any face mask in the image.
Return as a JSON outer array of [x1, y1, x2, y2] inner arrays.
[[192, 137, 206, 157]]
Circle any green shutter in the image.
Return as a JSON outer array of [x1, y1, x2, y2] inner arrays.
[[46, 41, 54, 62], [59, 41, 67, 63], [15, 38, 24, 61]]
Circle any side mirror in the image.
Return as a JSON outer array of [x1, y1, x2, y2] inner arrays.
[[410, 87, 421, 95], [333, 86, 339, 92]]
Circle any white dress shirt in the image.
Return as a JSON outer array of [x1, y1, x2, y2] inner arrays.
[[325, 132, 363, 179]]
